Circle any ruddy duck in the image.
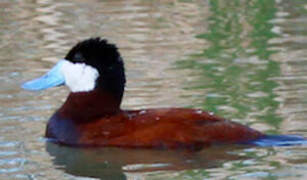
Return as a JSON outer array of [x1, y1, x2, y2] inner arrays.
[[22, 38, 307, 148]]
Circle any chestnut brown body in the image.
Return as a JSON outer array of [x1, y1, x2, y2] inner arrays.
[[46, 90, 263, 149]]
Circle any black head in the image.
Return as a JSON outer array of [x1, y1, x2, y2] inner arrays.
[[65, 38, 126, 99]]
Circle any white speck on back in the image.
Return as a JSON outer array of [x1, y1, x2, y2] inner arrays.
[[139, 110, 146, 115], [61, 60, 99, 92], [195, 109, 203, 114], [103, 131, 110, 136], [209, 112, 214, 115]]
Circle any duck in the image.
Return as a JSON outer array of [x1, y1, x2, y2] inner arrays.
[[22, 38, 307, 149]]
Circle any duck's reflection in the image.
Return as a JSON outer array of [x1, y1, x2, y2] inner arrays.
[[46, 142, 249, 179]]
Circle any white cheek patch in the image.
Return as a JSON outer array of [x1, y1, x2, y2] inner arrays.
[[61, 60, 99, 92]]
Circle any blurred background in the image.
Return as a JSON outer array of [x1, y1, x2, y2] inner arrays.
[[1, 0, 307, 179]]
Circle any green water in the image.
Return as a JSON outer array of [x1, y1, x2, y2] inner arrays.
[[177, 0, 282, 132]]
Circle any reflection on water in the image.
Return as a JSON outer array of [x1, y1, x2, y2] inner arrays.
[[46, 142, 247, 180], [177, 0, 282, 132], [1, 0, 307, 179]]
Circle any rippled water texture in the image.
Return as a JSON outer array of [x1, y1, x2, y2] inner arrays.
[[1, 0, 307, 179]]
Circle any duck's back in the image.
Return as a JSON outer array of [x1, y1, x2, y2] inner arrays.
[[46, 108, 263, 149]]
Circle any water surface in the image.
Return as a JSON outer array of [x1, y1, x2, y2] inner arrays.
[[1, 0, 307, 179]]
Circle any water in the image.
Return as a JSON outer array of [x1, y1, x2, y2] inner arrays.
[[1, 0, 307, 179]]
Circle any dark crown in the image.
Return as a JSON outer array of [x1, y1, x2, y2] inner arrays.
[[65, 37, 120, 66]]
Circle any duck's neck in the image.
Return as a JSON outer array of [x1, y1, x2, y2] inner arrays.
[[58, 89, 122, 122]]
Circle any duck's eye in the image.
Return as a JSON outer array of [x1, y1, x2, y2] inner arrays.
[[73, 53, 85, 63]]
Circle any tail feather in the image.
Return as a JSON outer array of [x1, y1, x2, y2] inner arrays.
[[246, 135, 307, 147]]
